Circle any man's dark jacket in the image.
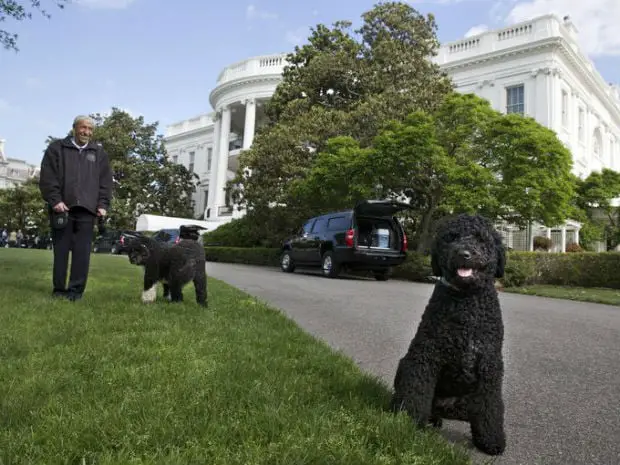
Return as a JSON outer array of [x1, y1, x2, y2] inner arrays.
[[39, 136, 114, 215]]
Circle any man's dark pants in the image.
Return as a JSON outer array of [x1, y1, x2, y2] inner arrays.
[[51, 207, 96, 299]]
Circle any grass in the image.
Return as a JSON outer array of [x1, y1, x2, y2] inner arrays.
[[504, 284, 620, 306], [0, 249, 471, 465]]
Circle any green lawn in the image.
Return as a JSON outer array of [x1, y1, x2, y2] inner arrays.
[[0, 249, 470, 465], [504, 284, 620, 306]]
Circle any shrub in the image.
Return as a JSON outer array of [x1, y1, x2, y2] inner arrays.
[[204, 247, 281, 267], [202, 208, 300, 249], [502, 259, 535, 287], [533, 236, 552, 251], [565, 242, 583, 253], [391, 252, 433, 282], [204, 246, 620, 290]]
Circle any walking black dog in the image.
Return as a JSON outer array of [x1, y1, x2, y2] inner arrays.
[[390, 214, 507, 456], [126, 225, 207, 307]]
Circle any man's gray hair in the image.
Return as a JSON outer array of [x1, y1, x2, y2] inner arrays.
[[73, 115, 94, 127]]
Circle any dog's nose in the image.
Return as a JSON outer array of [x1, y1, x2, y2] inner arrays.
[[459, 250, 472, 260]]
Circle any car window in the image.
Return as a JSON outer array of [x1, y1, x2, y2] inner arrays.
[[302, 220, 315, 235], [327, 215, 350, 231], [312, 218, 326, 233]]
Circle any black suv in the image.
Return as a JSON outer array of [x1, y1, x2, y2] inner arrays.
[[280, 199, 411, 281], [92, 230, 138, 254]]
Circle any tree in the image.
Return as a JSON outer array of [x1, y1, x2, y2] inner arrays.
[[291, 94, 499, 251], [485, 114, 575, 229], [1, 0, 68, 51], [573, 168, 620, 250], [0, 178, 48, 232], [289, 93, 575, 251], [47, 108, 198, 230], [230, 1, 453, 217]]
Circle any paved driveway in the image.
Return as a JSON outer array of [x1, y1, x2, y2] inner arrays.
[[207, 262, 620, 465]]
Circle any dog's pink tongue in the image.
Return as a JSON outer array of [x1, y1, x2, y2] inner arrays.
[[457, 268, 473, 277]]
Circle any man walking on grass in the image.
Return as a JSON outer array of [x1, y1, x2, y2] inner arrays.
[[39, 115, 113, 301]]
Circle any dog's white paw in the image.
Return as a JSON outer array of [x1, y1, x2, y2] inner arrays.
[[141, 286, 157, 303]]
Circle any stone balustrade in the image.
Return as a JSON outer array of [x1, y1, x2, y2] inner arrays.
[[216, 54, 288, 86], [165, 113, 214, 138]]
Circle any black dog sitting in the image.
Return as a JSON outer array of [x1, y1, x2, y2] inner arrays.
[[125, 229, 207, 307], [390, 214, 507, 456]]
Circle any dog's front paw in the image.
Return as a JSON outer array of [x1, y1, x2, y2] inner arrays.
[[141, 286, 157, 303], [472, 430, 506, 456]]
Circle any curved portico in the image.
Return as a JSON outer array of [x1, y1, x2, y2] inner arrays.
[[205, 54, 287, 221]]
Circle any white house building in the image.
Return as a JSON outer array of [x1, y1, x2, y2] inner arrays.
[[164, 14, 620, 252], [0, 139, 40, 189]]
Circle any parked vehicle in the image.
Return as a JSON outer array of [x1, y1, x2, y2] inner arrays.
[[280, 199, 411, 281], [151, 228, 204, 246], [92, 230, 138, 254]]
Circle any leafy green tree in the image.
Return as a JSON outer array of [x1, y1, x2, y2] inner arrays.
[[0, 178, 48, 232], [291, 94, 499, 251], [484, 114, 575, 230], [46, 108, 198, 230], [573, 168, 620, 250], [290, 92, 575, 251], [1, 0, 68, 51], [230, 1, 453, 217]]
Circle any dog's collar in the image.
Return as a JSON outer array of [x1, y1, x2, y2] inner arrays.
[[438, 276, 461, 291]]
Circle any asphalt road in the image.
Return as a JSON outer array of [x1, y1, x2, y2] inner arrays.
[[207, 262, 620, 465]]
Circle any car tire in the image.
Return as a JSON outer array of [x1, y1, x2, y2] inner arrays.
[[280, 251, 296, 273], [321, 251, 340, 278], [93, 245, 99, 253], [110, 245, 117, 254], [374, 270, 389, 281]]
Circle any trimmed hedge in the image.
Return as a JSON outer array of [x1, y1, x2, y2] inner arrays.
[[204, 247, 280, 267], [204, 246, 620, 289]]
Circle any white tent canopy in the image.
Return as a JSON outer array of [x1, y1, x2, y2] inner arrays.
[[135, 214, 215, 233]]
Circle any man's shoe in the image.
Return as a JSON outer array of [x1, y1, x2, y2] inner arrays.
[[67, 292, 83, 302], [52, 290, 67, 299]]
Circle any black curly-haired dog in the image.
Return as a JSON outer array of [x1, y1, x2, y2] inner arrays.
[[126, 226, 207, 307], [390, 213, 506, 456]]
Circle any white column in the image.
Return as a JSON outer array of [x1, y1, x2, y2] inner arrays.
[[243, 98, 256, 150], [574, 228, 580, 245], [215, 105, 231, 213], [206, 112, 222, 217], [561, 227, 567, 252], [539, 68, 551, 126]]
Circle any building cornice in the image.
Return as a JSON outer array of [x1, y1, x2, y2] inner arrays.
[[555, 44, 620, 127], [441, 37, 620, 127], [164, 125, 213, 142], [209, 74, 283, 109], [440, 37, 561, 71]]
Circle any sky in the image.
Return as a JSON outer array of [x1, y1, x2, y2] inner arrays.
[[0, 0, 619, 165]]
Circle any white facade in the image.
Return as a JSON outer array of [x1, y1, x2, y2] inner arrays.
[[163, 14, 620, 250], [436, 14, 620, 180], [164, 55, 286, 224], [0, 139, 40, 189]]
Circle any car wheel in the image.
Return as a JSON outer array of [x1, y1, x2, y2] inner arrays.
[[110, 245, 117, 254], [374, 270, 389, 281], [281, 251, 296, 273], [321, 251, 340, 278], [93, 245, 99, 253]]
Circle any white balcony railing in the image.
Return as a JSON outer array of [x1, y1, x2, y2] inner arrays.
[[216, 53, 288, 86]]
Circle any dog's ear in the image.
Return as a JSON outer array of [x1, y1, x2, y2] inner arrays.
[[493, 230, 506, 278], [140, 243, 150, 257], [430, 235, 442, 276]]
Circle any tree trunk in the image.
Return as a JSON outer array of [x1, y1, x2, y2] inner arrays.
[[415, 204, 436, 253]]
